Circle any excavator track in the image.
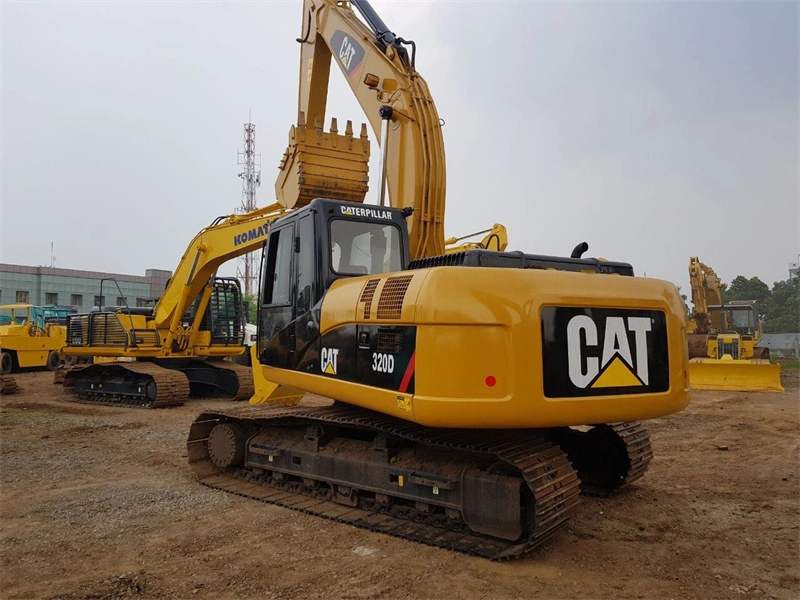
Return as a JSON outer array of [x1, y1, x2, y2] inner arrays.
[[549, 422, 653, 497], [188, 405, 582, 560], [60, 362, 190, 408], [215, 361, 255, 401], [0, 375, 19, 395]]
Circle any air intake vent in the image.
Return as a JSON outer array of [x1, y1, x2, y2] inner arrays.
[[376, 275, 413, 320], [409, 252, 466, 270], [717, 339, 740, 360], [408, 249, 635, 275], [360, 279, 380, 319]]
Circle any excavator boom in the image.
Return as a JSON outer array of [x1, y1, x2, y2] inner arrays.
[[279, 0, 446, 259]]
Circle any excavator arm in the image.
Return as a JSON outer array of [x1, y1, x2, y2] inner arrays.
[[688, 256, 723, 334], [64, 202, 290, 360], [443, 224, 509, 254], [60, 202, 291, 406], [151, 203, 291, 350], [280, 0, 446, 260]]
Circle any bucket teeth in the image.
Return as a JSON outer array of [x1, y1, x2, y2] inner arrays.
[[275, 113, 371, 209]]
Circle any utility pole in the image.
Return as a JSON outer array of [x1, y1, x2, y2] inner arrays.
[[235, 119, 262, 300]]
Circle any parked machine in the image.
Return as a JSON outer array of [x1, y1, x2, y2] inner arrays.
[[57, 207, 300, 407], [0, 304, 71, 374], [686, 257, 783, 392], [184, 0, 691, 560]]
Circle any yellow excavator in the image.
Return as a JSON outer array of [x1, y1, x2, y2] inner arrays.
[[185, 0, 691, 560], [56, 0, 516, 407], [57, 206, 298, 407], [687, 257, 783, 392]]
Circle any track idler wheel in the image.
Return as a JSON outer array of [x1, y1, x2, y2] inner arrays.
[[207, 423, 247, 469], [551, 423, 652, 496], [567, 425, 630, 490]]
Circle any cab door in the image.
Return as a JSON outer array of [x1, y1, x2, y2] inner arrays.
[[292, 214, 320, 372], [258, 222, 296, 369]]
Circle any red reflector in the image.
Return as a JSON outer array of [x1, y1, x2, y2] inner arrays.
[[485, 375, 496, 387]]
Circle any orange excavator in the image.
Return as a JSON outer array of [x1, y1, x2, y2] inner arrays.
[[185, 0, 691, 560]]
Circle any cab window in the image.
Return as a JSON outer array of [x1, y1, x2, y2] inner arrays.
[[330, 220, 402, 276], [263, 227, 294, 305]]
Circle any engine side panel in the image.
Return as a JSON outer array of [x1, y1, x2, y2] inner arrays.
[[257, 266, 690, 429]]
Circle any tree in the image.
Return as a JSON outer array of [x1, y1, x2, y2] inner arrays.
[[725, 275, 770, 310], [763, 278, 799, 333], [242, 292, 257, 324]]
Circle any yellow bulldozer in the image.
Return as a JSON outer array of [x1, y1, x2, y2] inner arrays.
[[686, 257, 783, 392]]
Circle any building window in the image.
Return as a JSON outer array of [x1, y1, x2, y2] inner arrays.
[[45, 292, 58, 305], [136, 298, 146, 307], [71, 294, 83, 307], [116, 296, 127, 307], [94, 295, 105, 307], [16, 291, 29, 303]]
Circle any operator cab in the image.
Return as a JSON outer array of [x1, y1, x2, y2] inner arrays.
[[708, 304, 759, 337], [258, 198, 410, 370]]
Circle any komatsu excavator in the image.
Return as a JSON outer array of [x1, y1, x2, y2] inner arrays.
[[58, 205, 295, 406], [185, 0, 691, 560], [686, 257, 782, 392]]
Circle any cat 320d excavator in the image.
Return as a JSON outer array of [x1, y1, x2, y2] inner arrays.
[[184, 0, 691, 560]]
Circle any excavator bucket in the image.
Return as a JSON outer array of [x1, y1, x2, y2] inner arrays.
[[275, 112, 370, 209], [688, 358, 784, 393], [687, 334, 709, 359]]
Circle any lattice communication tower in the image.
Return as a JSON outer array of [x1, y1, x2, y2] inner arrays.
[[236, 122, 262, 298]]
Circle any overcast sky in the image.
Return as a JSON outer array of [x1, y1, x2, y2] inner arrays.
[[1, 1, 797, 296]]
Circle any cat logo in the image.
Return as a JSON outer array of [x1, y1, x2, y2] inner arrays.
[[340, 205, 392, 220], [567, 315, 650, 388], [339, 36, 356, 71], [321, 347, 339, 375], [541, 307, 669, 398], [330, 30, 365, 77]]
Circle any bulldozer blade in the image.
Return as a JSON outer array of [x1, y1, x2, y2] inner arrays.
[[688, 359, 784, 393]]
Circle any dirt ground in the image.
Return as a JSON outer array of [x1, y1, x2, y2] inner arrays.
[[1, 368, 798, 600]]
